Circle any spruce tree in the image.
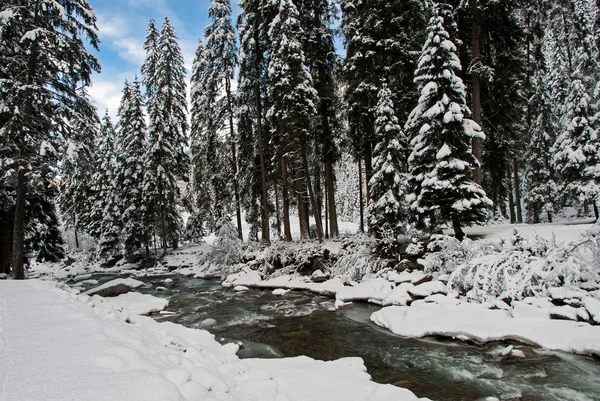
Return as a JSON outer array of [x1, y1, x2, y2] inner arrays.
[[266, 0, 319, 241], [88, 110, 117, 240], [405, 10, 491, 240], [237, 0, 271, 244], [142, 18, 189, 252], [368, 84, 408, 251], [203, 0, 243, 240], [117, 78, 149, 261], [553, 79, 600, 218]]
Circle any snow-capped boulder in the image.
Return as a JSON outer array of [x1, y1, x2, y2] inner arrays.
[[311, 269, 328, 283], [583, 297, 600, 324], [550, 305, 580, 321], [382, 283, 414, 306], [407, 281, 447, 299], [83, 278, 145, 298], [234, 285, 249, 292]]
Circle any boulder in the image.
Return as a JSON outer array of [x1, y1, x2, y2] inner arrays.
[[311, 269, 328, 283], [550, 305, 579, 321], [407, 280, 447, 299], [83, 278, 145, 297]]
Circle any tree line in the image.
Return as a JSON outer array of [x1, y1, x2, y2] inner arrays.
[[2, 0, 600, 278]]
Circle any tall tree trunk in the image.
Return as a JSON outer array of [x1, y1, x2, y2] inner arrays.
[[358, 158, 365, 233], [255, 81, 270, 245], [225, 77, 243, 241], [161, 210, 167, 253], [74, 225, 80, 250], [513, 160, 523, 223], [302, 148, 324, 241], [325, 162, 339, 238], [296, 168, 309, 241], [452, 215, 465, 241], [471, 0, 484, 185], [12, 0, 41, 279], [12, 169, 27, 279], [547, 210, 553, 223], [324, 183, 329, 238], [507, 169, 516, 224], [275, 182, 281, 238], [594, 201, 599, 221], [281, 156, 292, 241], [1, 211, 14, 275], [584, 199, 589, 217], [364, 147, 373, 234]]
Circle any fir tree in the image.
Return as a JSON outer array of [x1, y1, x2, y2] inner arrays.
[[368, 84, 408, 251], [553, 79, 600, 218], [117, 79, 149, 261], [405, 10, 491, 240], [88, 110, 117, 240], [266, 0, 320, 241], [142, 18, 189, 252], [203, 0, 243, 240]]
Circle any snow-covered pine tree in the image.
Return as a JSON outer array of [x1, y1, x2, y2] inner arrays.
[[59, 95, 100, 244], [93, 111, 120, 261], [88, 110, 117, 240], [553, 79, 600, 218], [237, 0, 271, 244], [189, 39, 216, 235], [405, 10, 491, 241], [141, 19, 159, 102], [25, 168, 65, 263], [142, 18, 189, 252], [116, 78, 149, 261], [203, 0, 243, 240], [0, 0, 99, 277], [525, 25, 559, 224], [368, 84, 408, 251], [266, 0, 320, 241]]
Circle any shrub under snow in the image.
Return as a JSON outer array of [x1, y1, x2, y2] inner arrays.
[[422, 229, 600, 303]]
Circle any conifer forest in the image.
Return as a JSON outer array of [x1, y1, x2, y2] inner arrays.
[[2, 0, 600, 277]]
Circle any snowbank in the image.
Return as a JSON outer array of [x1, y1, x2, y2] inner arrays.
[[371, 303, 600, 356], [0, 280, 428, 401]]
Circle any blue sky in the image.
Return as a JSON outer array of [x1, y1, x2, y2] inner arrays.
[[87, 0, 241, 120]]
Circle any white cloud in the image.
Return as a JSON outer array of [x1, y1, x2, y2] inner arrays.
[[88, 75, 124, 121]]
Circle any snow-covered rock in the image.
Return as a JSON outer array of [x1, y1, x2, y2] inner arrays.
[[336, 278, 393, 303], [583, 297, 600, 324], [387, 270, 430, 285], [311, 269, 328, 283], [407, 281, 447, 299], [89, 292, 169, 315], [234, 285, 250, 292], [272, 288, 290, 296], [511, 302, 550, 320], [550, 305, 579, 321], [83, 278, 145, 297], [372, 303, 600, 355], [382, 282, 414, 306]]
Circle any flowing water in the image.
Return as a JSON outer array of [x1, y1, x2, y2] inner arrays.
[[80, 274, 600, 401]]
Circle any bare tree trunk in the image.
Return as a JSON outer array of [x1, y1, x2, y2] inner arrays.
[[324, 183, 329, 239], [507, 169, 516, 224], [325, 162, 339, 238], [452, 215, 465, 241], [547, 210, 553, 223], [302, 148, 324, 241], [0, 211, 13, 275], [594, 201, 599, 221], [255, 81, 270, 245], [584, 199, 589, 217], [74, 225, 80, 250], [513, 160, 523, 223], [364, 148, 373, 234], [225, 77, 243, 241], [296, 168, 309, 241], [471, 0, 484, 185], [358, 158, 365, 233], [12, 169, 27, 279], [282, 156, 292, 241], [275, 182, 281, 238]]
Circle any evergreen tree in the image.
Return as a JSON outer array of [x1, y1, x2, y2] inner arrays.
[[0, 0, 99, 277], [368, 84, 408, 250], [266, 0, 320, 241], [237, 0, 271, 244], [553, 79, 600, 218], [203, 0, 243, 240], [88, 110, 117, 240], [117, 79, 149, 261], [91, 112, 119, 261], [405, 10, 491, 240], [142, 18, 189, 252]]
